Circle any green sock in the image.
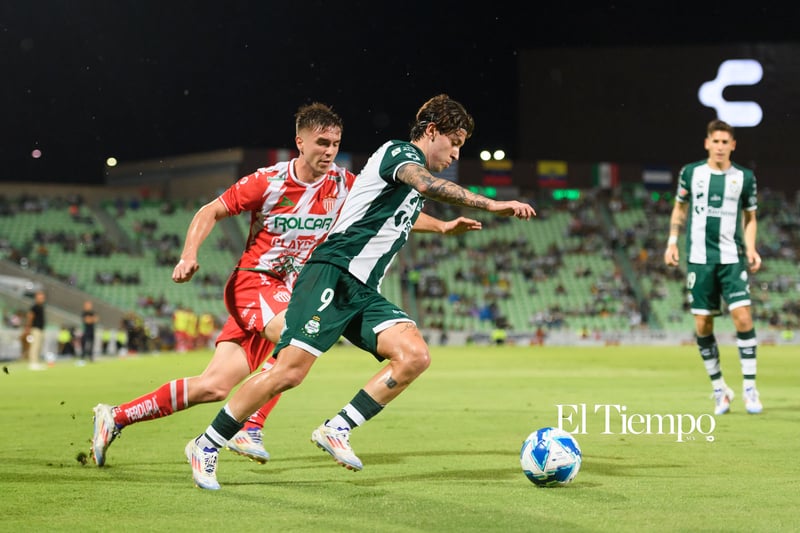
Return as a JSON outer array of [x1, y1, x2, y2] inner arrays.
[[736, 329, 757, 380], [328, 389, 384, 430], [697, 334, 721, 380], [199, 404, 243, 448]]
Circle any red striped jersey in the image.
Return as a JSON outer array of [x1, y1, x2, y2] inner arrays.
[[218, 159, 356, 287]]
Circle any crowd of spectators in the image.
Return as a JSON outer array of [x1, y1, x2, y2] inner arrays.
[[2, 187, 798, 341]]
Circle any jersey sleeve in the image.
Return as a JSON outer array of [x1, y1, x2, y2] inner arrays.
[[378, 141, 426, 184], [742, 170, 758, 212], [218, 169, 273, 215], [675, 164, 691, 203]]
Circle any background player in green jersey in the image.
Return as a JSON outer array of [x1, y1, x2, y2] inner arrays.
[[185, 94, 536, 489], [664, 119, 763, 416]]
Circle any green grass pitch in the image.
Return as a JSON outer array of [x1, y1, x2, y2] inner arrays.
[[1, 344, 797, 532]]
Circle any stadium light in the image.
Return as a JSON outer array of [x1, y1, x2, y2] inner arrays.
[[481, 149, 506, 161]]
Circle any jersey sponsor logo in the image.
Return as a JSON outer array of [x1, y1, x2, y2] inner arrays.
[[698, 59, 763, 127], [269, 215, 334, 232], [704, 207, 738, 218], [277, 196, 296, 207], [269, 234, 320, 251], [255, 167, 286, 181], [267, 254, 303, 276]]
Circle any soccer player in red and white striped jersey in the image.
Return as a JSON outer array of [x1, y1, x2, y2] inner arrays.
[[90, 102, 354, 466]]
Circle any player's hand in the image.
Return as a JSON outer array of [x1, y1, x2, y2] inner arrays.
[[747, 249, 762, 273], [489, 200, 536, 220], [441, 216, 482, 235], [664, 244, 679, 267], [172, 258, 199, 283]]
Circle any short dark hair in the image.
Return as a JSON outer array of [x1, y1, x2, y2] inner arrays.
[[707, 119, 734, 139], [409, 94, 475, 141], [295, 102, 343, 134]]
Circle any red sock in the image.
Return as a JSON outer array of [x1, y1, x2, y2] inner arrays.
[[244, 393, 282, 431], [242, 358, 281, 431], [113, 378, 189, 427]]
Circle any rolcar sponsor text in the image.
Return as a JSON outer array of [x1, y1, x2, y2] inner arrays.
[[270, 216, 333, 232]]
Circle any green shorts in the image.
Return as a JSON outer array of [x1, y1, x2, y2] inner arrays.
[[275, 262, 415, 360], [686, 261, 752, 316]]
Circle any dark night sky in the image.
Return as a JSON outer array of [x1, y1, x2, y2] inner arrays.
[[2, 1, 795, 184]]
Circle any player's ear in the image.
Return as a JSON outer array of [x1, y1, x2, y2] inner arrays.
[[427, 122, 437, 140]]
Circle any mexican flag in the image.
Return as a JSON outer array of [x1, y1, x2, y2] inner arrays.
[[592, 162, 619, 189]]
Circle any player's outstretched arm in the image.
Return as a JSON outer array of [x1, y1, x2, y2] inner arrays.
[[172, 199, 230, 283], [413, 212, 482, 235], [397, 164, 536, 220]]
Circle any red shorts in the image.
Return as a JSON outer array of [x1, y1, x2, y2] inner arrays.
[[215, 269, 292, 372]]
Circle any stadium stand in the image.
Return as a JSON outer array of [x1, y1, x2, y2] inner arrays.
[[2, 186, 798, 353]]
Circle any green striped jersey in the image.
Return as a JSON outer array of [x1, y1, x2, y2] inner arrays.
[[307, 140, 426, 291], [675, 160, 757, 264]]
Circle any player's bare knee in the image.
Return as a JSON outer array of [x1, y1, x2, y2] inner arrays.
[[194, 382, 230, 403], [270, 367, 307, 392], [400, 344, 431, 377]]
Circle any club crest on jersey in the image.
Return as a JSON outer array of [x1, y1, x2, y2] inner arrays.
[[323, 195, 336, 213], [303, 315, 321, 337]]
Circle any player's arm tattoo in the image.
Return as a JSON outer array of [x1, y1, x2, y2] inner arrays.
[[670, 203, 688, 234], [397, 164, 490, 209]]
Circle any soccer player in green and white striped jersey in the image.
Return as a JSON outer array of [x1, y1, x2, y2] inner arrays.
[[185, 94, 537, 489], [664, 119, 763, 416]]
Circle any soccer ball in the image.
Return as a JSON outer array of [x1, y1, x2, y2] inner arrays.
[[520, 427, 582, 487]]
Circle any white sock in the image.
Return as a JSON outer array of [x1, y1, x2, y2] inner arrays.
[[327, 415, 351, 431]]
